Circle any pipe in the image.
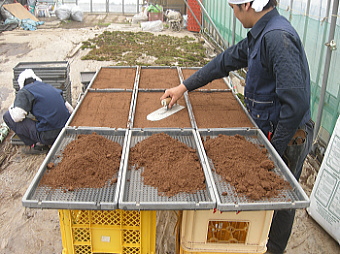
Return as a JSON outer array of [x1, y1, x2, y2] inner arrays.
[[313, 0, 339, 142], [197, 0, 229, 49], [288, 0, 294, 22], [201, 30, 225, 52], [232, 15, 236, 46], [183, 0, 203, 31], [302, 0, 311, 45], [312, 0, 332, 117], [183, 0, 228, 49]]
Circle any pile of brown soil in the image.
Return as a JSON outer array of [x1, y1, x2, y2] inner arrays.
[[40, 133, 122, 190], [203, 134, 290, 200], [91, 67, 136, 89], [129, 133, 206, 197]]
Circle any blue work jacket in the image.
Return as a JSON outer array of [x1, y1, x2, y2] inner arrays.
[[183, 8, 311, 156]]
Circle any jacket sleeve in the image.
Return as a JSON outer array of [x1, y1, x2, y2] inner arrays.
[[262, 30, 310, 156], [183, 38, 248, 91], [10, 89, 35, 122]]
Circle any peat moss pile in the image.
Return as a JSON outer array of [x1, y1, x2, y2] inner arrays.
[[81, 31, 210, 66], [40, 133, 122, 190], [129, 133, 206, 197]]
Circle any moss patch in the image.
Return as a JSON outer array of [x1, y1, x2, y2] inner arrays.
[[81, 31, 210, 67]]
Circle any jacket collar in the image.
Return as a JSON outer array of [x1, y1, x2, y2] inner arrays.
[[248, 8, 280, 40]]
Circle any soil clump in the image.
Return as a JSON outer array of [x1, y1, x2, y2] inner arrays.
[[129, 133, 206, 196], [40, 133, 122, 190], [203, 134, 290, 200]]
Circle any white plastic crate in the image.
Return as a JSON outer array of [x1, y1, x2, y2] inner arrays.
[[180, 209, 273, 253]]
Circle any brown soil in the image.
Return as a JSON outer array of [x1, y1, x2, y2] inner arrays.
[[133, 91, 191, 128], [138, 68, 180, 89], [129, 133, 206, 196], [71, 68, 247, 129], [182, 68, 229, 90], [203, 134, 290, 200], [70, 91, 132, 128], [91, 67, 136, 89], [189, 91, 253, 128], [40, 133, 122, 190]]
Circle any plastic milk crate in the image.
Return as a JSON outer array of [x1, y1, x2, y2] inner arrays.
[[180, 209, 274, 254], [59, 209, 156, 254]]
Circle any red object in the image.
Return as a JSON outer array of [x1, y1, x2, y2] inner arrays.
[[267, 131, 273, 141], [148, 12, 163, 21], [187, 0, 202, 32]]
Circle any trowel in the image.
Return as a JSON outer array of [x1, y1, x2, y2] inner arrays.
[[147, 97, 185, 121]]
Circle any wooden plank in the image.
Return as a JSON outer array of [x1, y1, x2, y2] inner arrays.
[[3, 3, 39, 22]]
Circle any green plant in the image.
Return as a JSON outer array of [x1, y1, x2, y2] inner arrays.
[[81, 31, 211, 67]]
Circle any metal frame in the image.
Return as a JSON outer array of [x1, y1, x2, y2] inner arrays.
[[22, 127, 128, 210], [119, 128, 217, 210], [196, 128, 310, 211]]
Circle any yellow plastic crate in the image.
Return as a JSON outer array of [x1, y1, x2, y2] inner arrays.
[[59, 209, 156, 254], [180, 210, 273, 254]]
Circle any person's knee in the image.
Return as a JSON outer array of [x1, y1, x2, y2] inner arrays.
[[3, 111, 14, 127]]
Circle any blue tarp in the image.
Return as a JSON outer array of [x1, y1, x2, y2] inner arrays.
[[4, 17, 44, 31], [20, 18, 44, 31]]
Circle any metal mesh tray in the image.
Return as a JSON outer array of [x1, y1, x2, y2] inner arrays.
[[87, 66, 138, 90], [13, 61, 69, 70], [184, 90, 257, 130], [119, 129, 216, 210], [66, 89, 135, 129], [197, 129, 310, 211], [130, 90, 195, 129], [22, 127, 128, 210]]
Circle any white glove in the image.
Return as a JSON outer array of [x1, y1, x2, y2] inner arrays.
[[65, 101, 74, 114], [9, 106, 27, 122]]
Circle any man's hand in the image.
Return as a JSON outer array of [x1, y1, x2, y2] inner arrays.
[[160, 84, 187, 109]]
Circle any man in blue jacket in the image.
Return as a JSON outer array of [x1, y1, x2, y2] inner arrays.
[[3, 69, 73, 154], [161, 0, 314, 253]]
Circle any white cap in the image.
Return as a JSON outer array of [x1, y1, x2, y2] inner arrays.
[[17, 69, 42, 89], [228, 0, 270, 12]]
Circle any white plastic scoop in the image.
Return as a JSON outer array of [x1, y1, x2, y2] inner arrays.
[[147, 97, 185, 121]]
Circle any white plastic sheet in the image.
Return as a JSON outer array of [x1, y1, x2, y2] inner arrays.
[[140, 20, 163, 32]]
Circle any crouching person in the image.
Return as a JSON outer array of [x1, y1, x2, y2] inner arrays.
[[3, 69, 74, 154]]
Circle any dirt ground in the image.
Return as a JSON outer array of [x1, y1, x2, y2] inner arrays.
[[0, 13, 339, 254]]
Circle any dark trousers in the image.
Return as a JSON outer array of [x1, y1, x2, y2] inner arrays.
[[267, 120, 314, 253], [3, 111, 41, 146]]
